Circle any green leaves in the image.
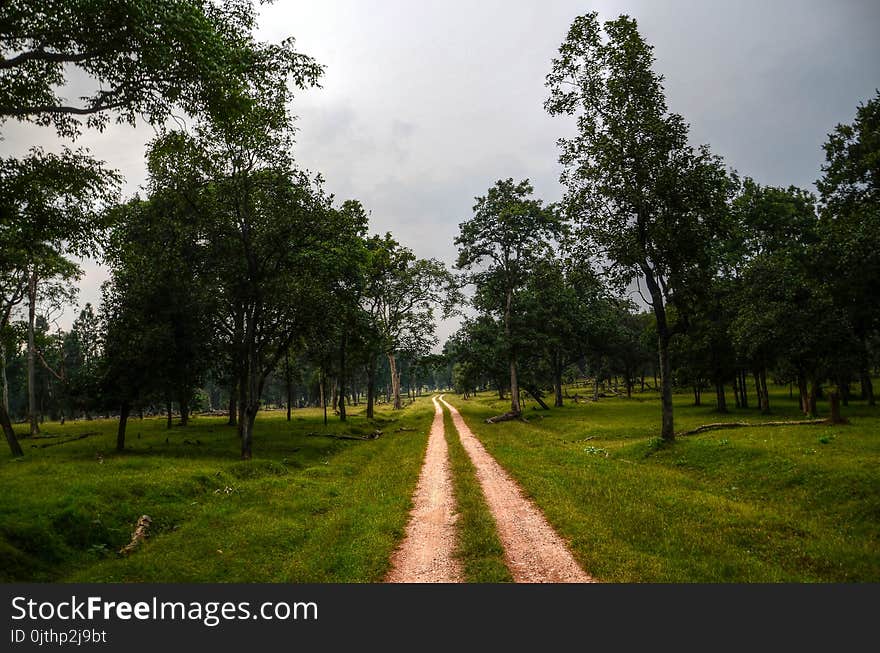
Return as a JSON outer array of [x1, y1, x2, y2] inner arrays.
[[0, 0, 323, 137]]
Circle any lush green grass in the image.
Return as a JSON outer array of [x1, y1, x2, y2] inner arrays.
[[442, 408, 513, 583], [447, 385, 880, 582], [0, 399, 434, 582]]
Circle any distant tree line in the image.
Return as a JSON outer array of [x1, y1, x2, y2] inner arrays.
[[445, 13, 879, 437]]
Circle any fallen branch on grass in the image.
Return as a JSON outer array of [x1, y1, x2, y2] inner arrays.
[[119, 515, 152, 556], [485, 412, 529, 424], [679, 418, 831, 436], [305, 430, 383, 441], [30, 432, 99, 448]]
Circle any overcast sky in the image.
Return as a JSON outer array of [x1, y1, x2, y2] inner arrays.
[[3, 0, 879, 344]]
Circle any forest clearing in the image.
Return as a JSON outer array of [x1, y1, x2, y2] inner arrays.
[[2, 380, 876, 583], [1, 2, 878, 588]]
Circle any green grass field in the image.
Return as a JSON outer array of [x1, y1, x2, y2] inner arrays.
[[446, 384, 880, 582], [2, 384, 878, 583], [0, 400, 432, 582]]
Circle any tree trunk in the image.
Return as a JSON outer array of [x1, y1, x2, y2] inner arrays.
[[739, 370, 749, 409], [553, 354, 564, 408], [0, 342, 9, 415], [760, 368, 770, 414], [366, 356, 376, 419], [860, 367, 875, 406], [693, 385, 701, 406], [228, 385, 237, 426], [715, 381, 728, 413], [179, 395, 189, 426], [338, 336, 347, 421], [797, 373, 809, 415], [285, 354, 292, 422], [808, 378, 819, 417], [641, 265, 675, 441], [525, 385, 549, 410], [829, 390, 843, 424], [320, 370, 327, 426], [840, 379, 850, 407], [116, 401, 130, 452], [240, 402, 258, 460], [732, 374, 741, 409], [0, 401, 23, 457], [388, 353, 402, 410], [27, 268, 39, 436], [508, 354, 521, 415], [593, 375, 599, 402], [166, 401, 172, 429], [504, 287, 520, 415]]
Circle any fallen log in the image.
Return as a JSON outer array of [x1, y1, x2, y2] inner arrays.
[[679, 418, 831, 436], [30, 432, 99, 448], [485, 411, 528, 424], [305, 430, 383, 441]]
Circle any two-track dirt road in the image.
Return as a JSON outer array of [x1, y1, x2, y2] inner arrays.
[[386, 395, 593, 583]]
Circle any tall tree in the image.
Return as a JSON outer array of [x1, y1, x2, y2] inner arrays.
[[363, 234, 454, 411], [817, 91, 880, 406], [0, 148, 118, 440], [545, 14, 731, 440], [455, 178, 562, 418]]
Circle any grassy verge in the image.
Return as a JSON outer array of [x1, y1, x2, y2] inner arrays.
[[447, 386, 880, 582], [441, 404, 513, 583], [0, 399, 433, 582]]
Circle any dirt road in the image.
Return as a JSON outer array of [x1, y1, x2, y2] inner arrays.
[[439, 395, 593, 583], [385, 396, 462, 582]]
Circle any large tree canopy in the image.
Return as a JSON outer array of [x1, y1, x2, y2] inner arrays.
[[0, 0, 322, 136]]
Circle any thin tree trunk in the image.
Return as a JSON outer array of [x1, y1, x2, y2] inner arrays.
[[240, 404, 258, 460], [740, 370, 749, 409], [525, 386, 550, 410], [715, 381, 728, 413], [732, 373, 742, 408], [760, 368, 770, 414], [554, 354, 564, 408], [227, 384, 237, 426], [166, 401, 172, 429], [116, 401, 130, 452], [388, 353, 402, 410], [808, 378, 819, 416], [641, 264, 675, 441], [0, 342, 8, 414], [797, 373, 809, 415], [1, 401, 23, 457], [27, 268, 39, 436], [504, 287, 520, 415], [693, 384, 701, 406], [320, 370, 327, 426], [860, 367, 875, 406], [285, 353, 292, 422], [338, 336, 347, 421], [366, 356, 376, 419], [179, 395, 189, 426]]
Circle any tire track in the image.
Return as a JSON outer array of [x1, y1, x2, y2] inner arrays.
[[385, 396, 462, 583], [439, 395, 593, 583]]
